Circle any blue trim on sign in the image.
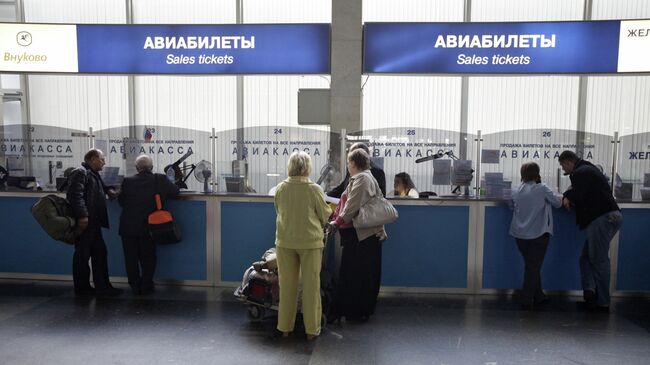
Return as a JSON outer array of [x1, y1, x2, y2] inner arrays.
[[364, 21, 621, 74], [76, 24, 331, 74]]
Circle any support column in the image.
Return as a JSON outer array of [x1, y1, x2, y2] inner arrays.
[[126, 0, 136, 139], [15, 0, 32, 175], [459, 0, 471, 160], [329, 0, 362, 183], [236, 0, 244, 161], [576, 0, 592, 157]]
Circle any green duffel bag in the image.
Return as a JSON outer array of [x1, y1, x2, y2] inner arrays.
[[31, 194, 78, 245]]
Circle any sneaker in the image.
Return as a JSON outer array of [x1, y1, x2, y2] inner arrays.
[[96, 287, 124, 297]]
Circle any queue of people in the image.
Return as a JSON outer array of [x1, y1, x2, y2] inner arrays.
[[64, 145, 623, 342], [509, 152, 622, 312], [66, 149, 179, 297]]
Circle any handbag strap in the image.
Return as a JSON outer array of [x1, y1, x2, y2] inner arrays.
[[153, 174, 162, 211]]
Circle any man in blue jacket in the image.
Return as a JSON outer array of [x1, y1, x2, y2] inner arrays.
[[559, 150, 622, 312], [67, 149, 123, 297]]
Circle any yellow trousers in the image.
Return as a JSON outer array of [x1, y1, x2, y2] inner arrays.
[[276, 246, 322, 336]]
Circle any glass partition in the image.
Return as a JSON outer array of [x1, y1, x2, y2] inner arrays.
[[476, 129, 613, 197], [618, 133, 650, 201], [359, 127, 464, 197]]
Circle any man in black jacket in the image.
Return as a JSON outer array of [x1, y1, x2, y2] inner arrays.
[[119, 155, 179, 295], [327, 142, 386, 198], [67, 149, 122, 296], [559, 150, 622, 311]]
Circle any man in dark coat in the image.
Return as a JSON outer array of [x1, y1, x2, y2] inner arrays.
[[559, 150, 622, 312], [327, 142, 386, 198], [67, 149, 122, 296], [118, 155, 179, 295]]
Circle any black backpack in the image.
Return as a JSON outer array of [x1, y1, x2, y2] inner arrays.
[[31, 194, 78, 245]]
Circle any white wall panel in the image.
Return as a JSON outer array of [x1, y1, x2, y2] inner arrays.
[[135, 76, 237, 132], [24, 0, 128, 130], [472, 0, 584, 21], [29, 75, 128, 130], [133, 0, 235, 23], [244, 0, 330, 23], [586, 76, 650, 136], [363, 0, 463, 22], [132, 0, 237, 132], [363, 76, 462, 131], [0, 3, 15, 22], [243, 75, 329, 128], [467, 77, 579, 134], [592, 0, 650, 20], [24, 0, 125, 23]]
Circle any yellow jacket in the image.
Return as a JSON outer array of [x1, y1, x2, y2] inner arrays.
[[274, 176, 332, 249]]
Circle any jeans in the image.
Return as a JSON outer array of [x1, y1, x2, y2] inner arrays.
[[580, 210, 623, 306]]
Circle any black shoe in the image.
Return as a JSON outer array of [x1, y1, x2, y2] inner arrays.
[[583, 289, 596, 303], [594, 305, 610, 313], [576, 301, 597, 311], [74, 287, 95, 296], [139, 287, 155, 296], [96, 287, 124, 297], [534, 297, 550, 306], [520, 303, 535, 311]]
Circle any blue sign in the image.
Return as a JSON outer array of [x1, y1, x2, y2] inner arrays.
[[77, 24, 330, 74], [363, 21, 621, 74]]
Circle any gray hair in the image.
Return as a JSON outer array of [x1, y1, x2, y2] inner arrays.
[[135, 154, 153, 173], [84, 148, 104, 163], [287, 151, 312, 177]]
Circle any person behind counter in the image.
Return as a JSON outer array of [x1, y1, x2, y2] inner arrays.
[[392, 172, 418, 198], [66, 149, 123, 297], [118, 154, 179, 295], [559, 150, 622, 312], [509, 162, 562, 310], [274, 151, 332, 340], [328, 149, 387, 322]]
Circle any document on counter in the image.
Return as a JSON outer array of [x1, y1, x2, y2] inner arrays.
[[325, 195, 340, 205]]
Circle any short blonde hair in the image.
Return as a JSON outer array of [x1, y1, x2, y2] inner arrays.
[[287, 151, 312, 177]]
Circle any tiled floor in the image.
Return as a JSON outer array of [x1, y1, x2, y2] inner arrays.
[[0, 280, 649, 365]]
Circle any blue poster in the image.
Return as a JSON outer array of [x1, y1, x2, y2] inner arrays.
[[363, 21, 621, 74], [76, 24, 330, 74]]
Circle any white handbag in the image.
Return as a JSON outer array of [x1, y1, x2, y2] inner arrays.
[[353, 174, 399, 228]]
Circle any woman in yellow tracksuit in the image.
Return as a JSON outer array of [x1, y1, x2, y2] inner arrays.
[[274, 151, 332, 340]]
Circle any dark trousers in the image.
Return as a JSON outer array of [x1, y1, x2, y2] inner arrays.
[[73, 224, 111, 291], [516, 233, 550, 305], [335, 228, 381, 319], [121, 235, 157, 292]]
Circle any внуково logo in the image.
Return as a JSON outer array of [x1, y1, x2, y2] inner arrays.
[[16, 31, 32, 46]]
